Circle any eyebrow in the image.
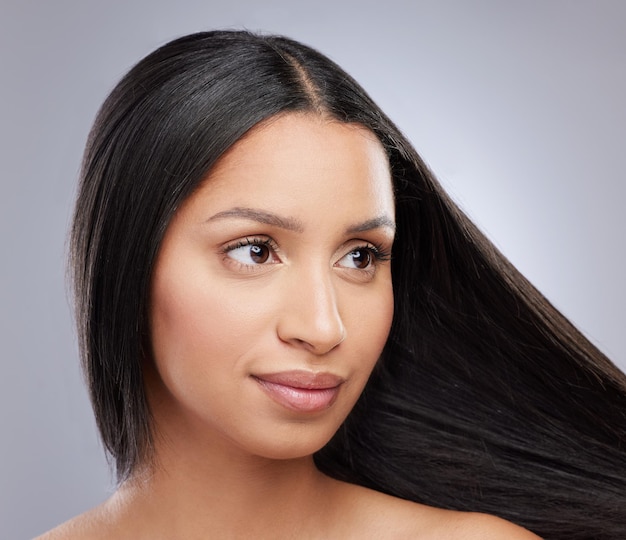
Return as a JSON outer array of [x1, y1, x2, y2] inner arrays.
[[207, 207, 395, 234], [207, 207, 304, 232], [345, 216, 396, 234]]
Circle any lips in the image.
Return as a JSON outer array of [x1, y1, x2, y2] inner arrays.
[[252, 370, 344, 413]]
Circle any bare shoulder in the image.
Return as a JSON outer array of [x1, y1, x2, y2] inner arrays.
[[35, 511, 103, 540], [329, 479, 541, 539], [34, 498, 125, 540], [445, 511, 542, 540]]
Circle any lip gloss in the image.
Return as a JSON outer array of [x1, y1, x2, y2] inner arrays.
[[252, 371, 344, 413]]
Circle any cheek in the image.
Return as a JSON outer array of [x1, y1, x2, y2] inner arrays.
[[150, 237, 268, 353], [150, 271, 220, 363], [368, 287, 394, 346], [344, 281, 394, 378], [149, 263, 245, 385]]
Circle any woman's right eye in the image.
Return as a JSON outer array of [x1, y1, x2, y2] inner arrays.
[[223, 238, 280, 267]]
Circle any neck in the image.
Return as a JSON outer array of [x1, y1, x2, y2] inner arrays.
[[107, 408, 338, 537]]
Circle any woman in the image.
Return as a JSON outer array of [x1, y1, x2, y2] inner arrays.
[[40, 31, 625, 539]]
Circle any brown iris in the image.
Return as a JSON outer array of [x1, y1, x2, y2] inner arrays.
[[350, 249, 371, 269], [249, 244, 271, 264]]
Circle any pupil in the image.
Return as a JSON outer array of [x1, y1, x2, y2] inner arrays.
[[352, 250, 370, 269], [250, 244, 269, 263]]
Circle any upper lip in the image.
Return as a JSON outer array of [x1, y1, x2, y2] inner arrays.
[[252, 370, 345, 390]]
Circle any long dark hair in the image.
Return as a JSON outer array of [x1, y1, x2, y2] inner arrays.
[[71, 30, 626, 539]]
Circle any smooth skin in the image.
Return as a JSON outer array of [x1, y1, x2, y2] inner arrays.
[[39, 114, 540, 539]]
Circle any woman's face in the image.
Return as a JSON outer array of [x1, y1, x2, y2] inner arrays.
[[148, 113, 395, 461]]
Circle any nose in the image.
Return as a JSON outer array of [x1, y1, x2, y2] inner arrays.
[[276, 268, 346, 355]]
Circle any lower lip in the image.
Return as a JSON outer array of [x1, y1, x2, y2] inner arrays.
[[253, 378, 341, 413]]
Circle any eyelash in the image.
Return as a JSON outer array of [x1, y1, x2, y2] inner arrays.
[[346, 243, 391, 279], [224, 236, 278, 252], [363, 242, 392, 263], [222, 236, 280, 263], [346, 243, 392, 269], [221, 236, 391, 270]]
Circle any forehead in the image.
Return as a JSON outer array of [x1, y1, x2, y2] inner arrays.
[[195, 113, 394, 216], [216, 112, 388, 163]]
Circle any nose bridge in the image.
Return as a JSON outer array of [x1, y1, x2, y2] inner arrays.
[[277, 262, 345, 354]]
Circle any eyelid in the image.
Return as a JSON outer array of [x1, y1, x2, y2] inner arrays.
[[334, 241, 392, 282], [222, 236, 279, 252], [221, 236, 281, 270], [339, 240, 392, 263]]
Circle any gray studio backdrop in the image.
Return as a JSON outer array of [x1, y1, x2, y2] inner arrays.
[[2, 1, 624, 538]]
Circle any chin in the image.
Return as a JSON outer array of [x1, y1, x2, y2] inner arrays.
[[232, 421, 343, 462], [261, 437, 335, 461]]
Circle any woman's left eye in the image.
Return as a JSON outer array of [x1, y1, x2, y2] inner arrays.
[[336, 247, 377, 270], [223, 238, 279, 266]]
